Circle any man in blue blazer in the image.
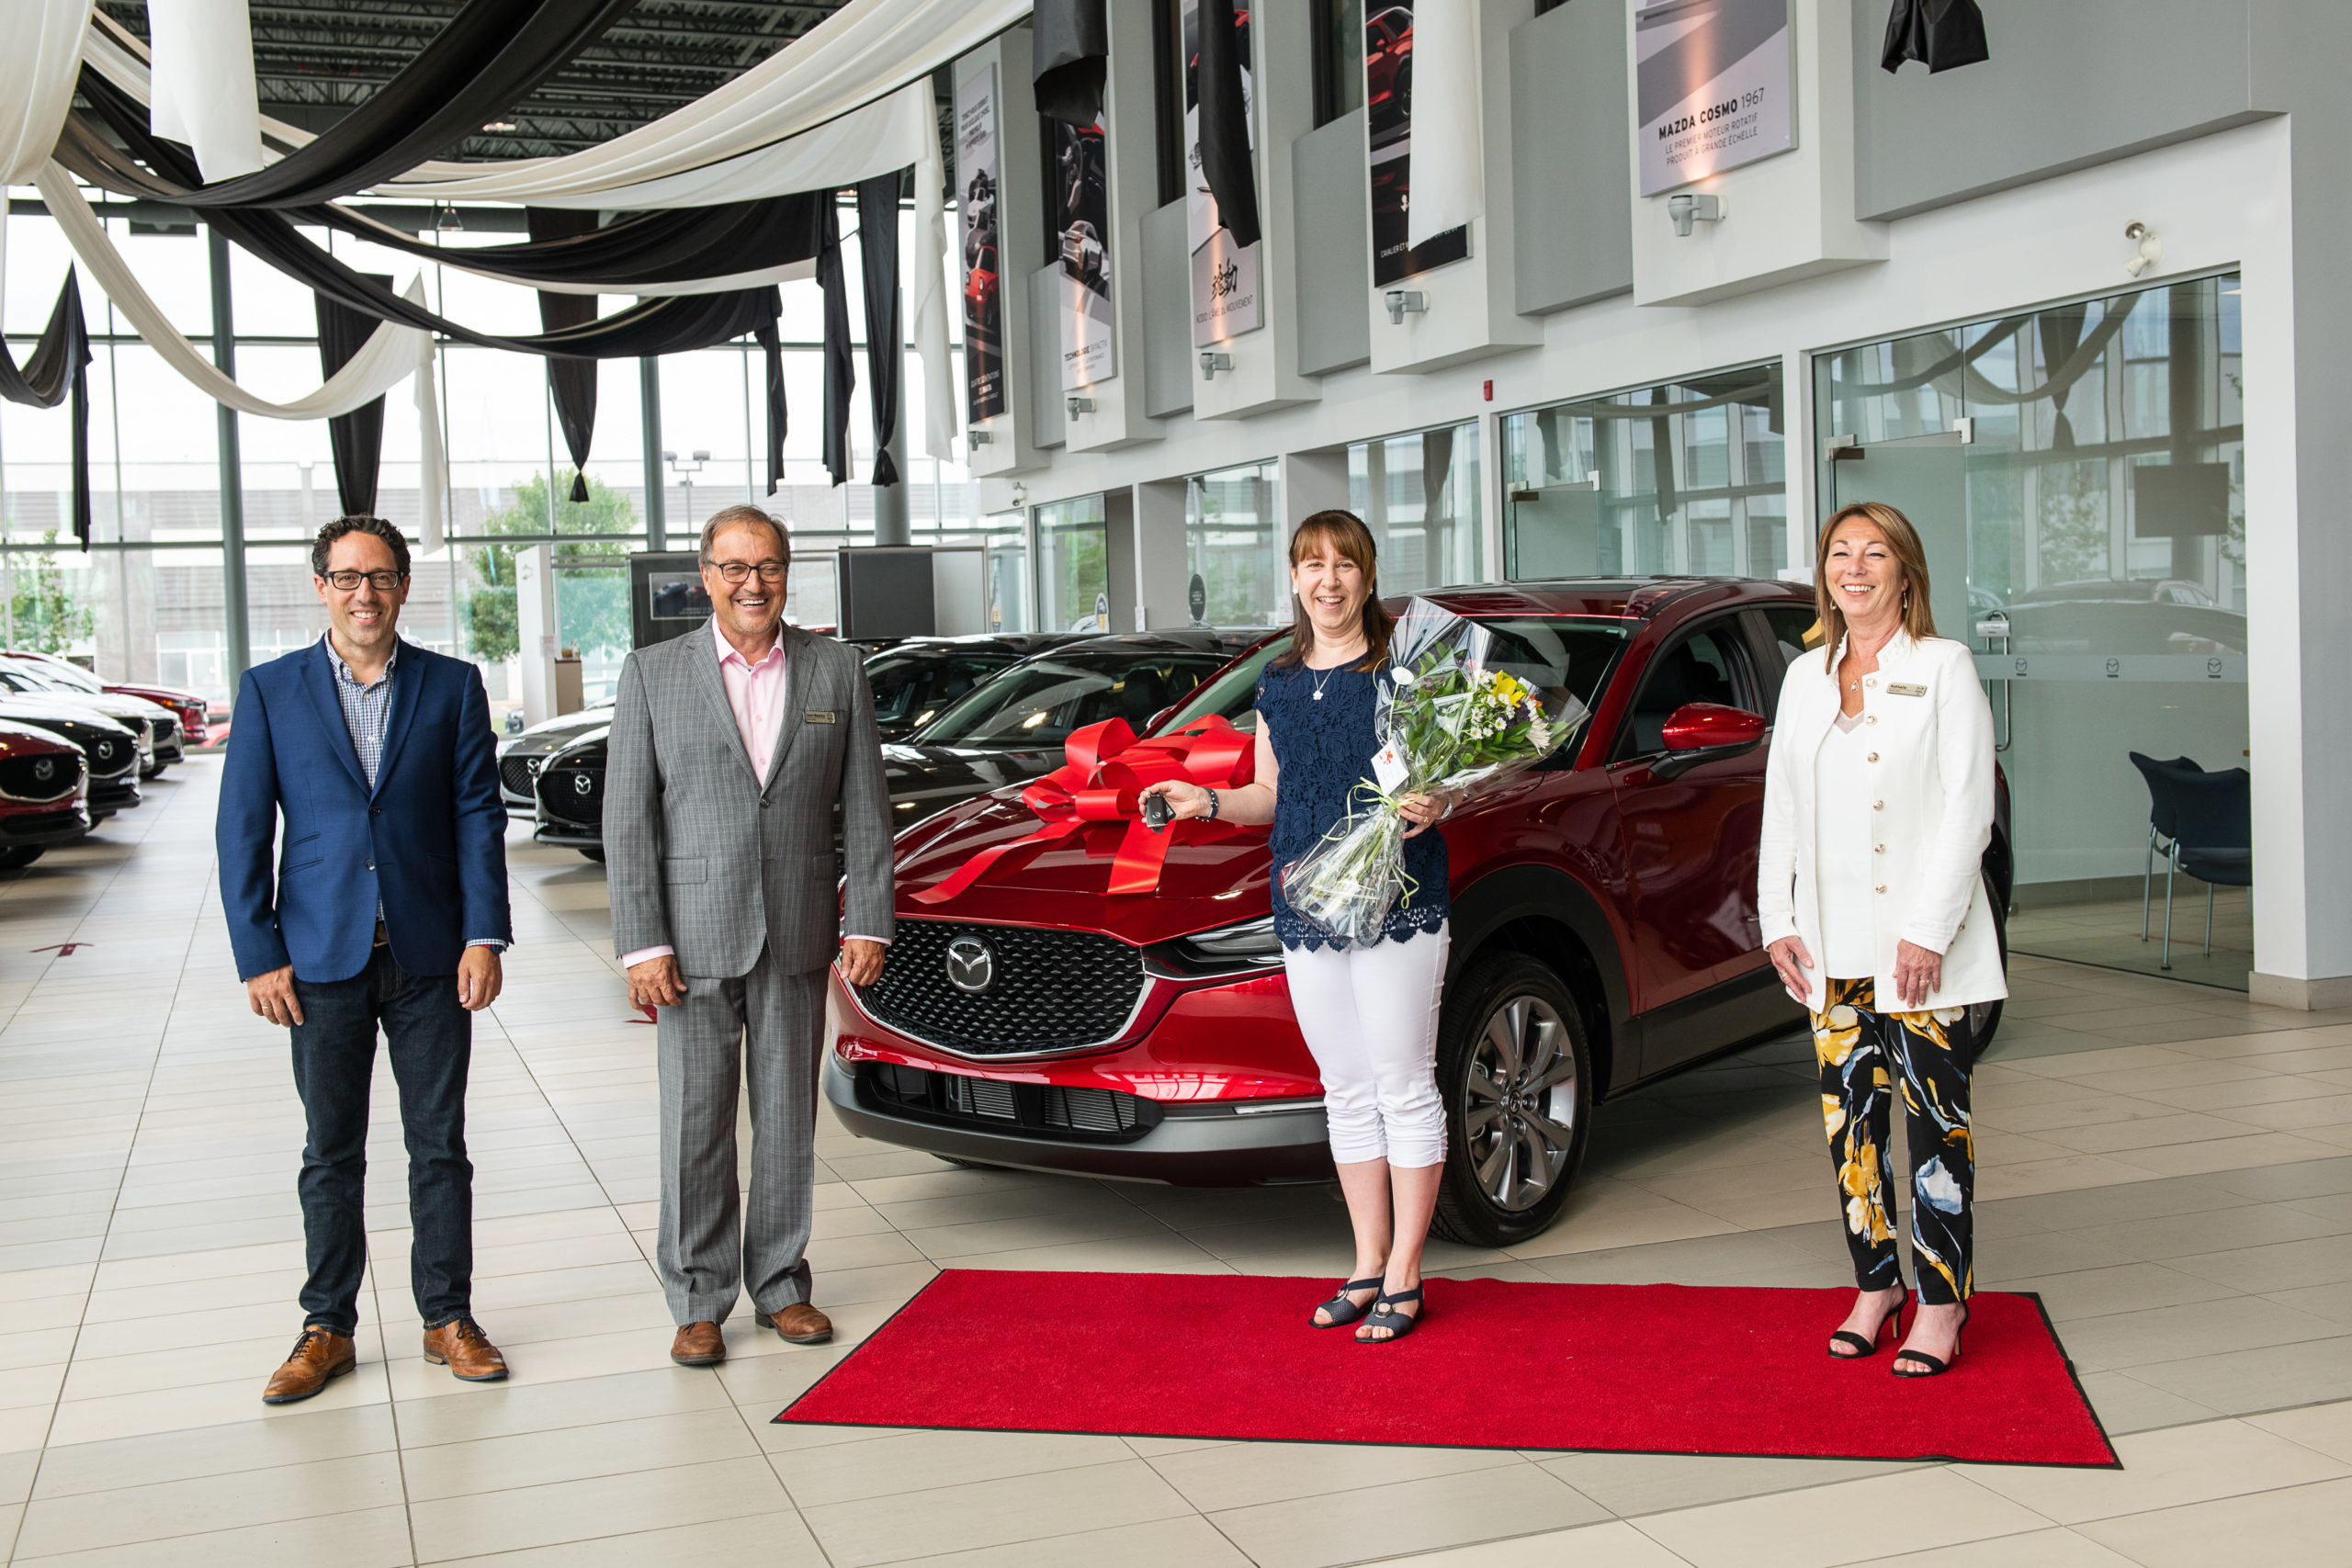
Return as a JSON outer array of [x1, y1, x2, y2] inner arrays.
[[217, 515, 514, 1404]]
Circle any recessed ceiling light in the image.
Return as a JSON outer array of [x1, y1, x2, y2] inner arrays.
[[481, 120, 515, 132]]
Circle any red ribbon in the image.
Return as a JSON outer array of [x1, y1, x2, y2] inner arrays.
[[911, 714, 1258, 905]]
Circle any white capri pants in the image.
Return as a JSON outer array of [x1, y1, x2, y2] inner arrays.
[[1281, 923, 1451, 1168]]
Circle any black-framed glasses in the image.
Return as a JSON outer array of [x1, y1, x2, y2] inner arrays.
[[707, 561, 787, 584], [321, 570, 409, 592]]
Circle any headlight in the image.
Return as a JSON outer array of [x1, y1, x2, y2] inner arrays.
[[1148, 914, 1283, 976]]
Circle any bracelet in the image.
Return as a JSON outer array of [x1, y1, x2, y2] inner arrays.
[[1204, 788, 1219, 820]]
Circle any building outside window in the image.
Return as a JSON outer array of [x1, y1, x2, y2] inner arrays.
[[1186, 458, 1283, 626], [1502, 362, 1786, 583], [1814, 272, 2247, 987], [1035, 494, 1109, 631], [1347, 420, 1483, 596]]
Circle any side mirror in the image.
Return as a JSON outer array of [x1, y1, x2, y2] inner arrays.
[[1653, 703, 1766, 779]]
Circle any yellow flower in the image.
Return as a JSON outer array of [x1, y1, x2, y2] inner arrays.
[[1814, 1005, 1861, 1068], [1821, 1094, 1846, 1141], [1840, 1138, 1878, 1200]]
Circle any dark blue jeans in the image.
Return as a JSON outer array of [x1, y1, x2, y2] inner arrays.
[[289, 942, 473, 1337]]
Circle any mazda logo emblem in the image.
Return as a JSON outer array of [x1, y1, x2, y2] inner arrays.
[[944, 935, 995, 993], [33, 760, 52, 782], [96, 742, 113, 761], [571, 773, 594, 795]]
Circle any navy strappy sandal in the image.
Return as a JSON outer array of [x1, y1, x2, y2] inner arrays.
[[1312, 1278, 1383, 1328], [1358, 1286, 1424, 1343]]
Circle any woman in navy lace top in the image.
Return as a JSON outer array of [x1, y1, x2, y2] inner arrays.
[[1145, 512, 1453, 1343]]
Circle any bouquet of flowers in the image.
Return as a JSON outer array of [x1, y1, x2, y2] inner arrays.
[[1279, 599, 1589, 945]]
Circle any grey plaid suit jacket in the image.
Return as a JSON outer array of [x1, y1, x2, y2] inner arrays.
[[604, 622, 894, 977]]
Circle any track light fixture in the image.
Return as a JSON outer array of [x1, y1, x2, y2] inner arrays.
[[1384, 289, 1427, 324], [1199, 350, 1232, 380]]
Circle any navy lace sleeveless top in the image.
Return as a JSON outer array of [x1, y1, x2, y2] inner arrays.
[[1258, 659, 1449, 953]]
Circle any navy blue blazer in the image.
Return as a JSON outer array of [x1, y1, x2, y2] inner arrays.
[[217, 637, 511, 984]]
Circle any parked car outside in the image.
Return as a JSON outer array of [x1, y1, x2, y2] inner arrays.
[[0, 706, 141, 822], [825, 580, 2014, 1247], [1, 649, 209, 749], [0, 662, 170, 776], [495, 701, 616, 817], [531, 630, 1262, 863], [0, 721, 94, 869]]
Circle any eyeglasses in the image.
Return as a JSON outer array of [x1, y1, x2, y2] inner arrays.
[[321, 570, 408, 592], [706, 561, 787, 584]]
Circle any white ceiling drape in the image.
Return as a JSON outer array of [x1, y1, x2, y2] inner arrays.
[[1, 0, 97, 334]]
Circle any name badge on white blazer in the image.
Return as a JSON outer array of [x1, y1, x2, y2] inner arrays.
[[1887, 682, 1928, 697]]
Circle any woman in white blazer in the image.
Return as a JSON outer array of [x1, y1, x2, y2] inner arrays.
[[1758, 501, 2004, 1378]]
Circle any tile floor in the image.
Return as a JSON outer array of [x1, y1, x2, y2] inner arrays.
[[2009, 887, 2254, 993], [2, 758, 2348, 1565]]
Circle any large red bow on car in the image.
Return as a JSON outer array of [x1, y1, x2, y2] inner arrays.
[[911, 714, 1258, 905]]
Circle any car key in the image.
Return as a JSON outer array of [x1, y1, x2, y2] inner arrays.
[[1141, 792, 1173, 832]]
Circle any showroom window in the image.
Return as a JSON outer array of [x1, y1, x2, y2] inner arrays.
[[1035, 494, 1110, 631], [1186, 458, 1283, 626], [1815, 273, 2247, 988], [1346, 421, 1484, 595], [1501, 362, 1786, 583], [1313, 0, 1366, 127]]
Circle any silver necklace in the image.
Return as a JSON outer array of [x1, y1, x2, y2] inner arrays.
[[1309, 642, 1363, 699]]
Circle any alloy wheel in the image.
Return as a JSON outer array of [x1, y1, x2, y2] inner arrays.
[[1463, 993, 1578, 1213]]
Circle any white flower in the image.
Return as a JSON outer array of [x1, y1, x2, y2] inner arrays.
[[1915, 1157, 1964, 1213], [1391, 666, 1414, 685]]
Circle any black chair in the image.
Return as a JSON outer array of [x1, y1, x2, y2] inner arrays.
[[2158, 764, 2250, 969], [2128, 752, 2202, 940]]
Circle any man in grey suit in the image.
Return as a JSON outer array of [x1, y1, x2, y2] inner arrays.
[[604, 504, 893, 1365]]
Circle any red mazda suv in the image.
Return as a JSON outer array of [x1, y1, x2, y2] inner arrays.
[[825, 580, 2013, 1246]]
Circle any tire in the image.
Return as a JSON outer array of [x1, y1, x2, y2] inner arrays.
[[1431, 952, 1595, 1247], [0, 847, 43, 870], [1967, 868, 2007, 1054], [577, 845, 605, 863]]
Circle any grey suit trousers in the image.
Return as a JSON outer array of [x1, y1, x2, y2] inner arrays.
[[655, 944, 826, 1325]]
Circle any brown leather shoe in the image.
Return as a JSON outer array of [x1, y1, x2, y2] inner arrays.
[[422, 1316, 509, 1382], [670, 1321, 726, 1366], [262, 1326, 356, 1404], [766, 1303, 832, 1345]]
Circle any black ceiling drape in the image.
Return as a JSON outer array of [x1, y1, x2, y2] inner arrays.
[[753, 319, 787, 497], [0, 273, 93, 550], [134, 0, 638, 207], [527, 209, 600, 502], [1033, 0, 1109, 127], [315, 276, 393, 515], [1881, 0, 1990, 73], [855, 174, 902, 488], [63, 83, 780, 359], [1196, 0, 1261, 249], [819, 197, 854, 486]]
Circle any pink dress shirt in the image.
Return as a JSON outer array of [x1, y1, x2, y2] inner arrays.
[[621, 622, 886, 970]]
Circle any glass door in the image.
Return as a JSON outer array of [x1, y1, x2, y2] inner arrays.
[[1815, 275, 2251, 988]]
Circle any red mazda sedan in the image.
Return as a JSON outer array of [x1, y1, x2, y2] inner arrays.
[[826, 580, 2013, 1246]]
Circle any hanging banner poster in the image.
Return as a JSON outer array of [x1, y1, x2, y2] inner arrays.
[[1634, 0, 1793, 197], [956, 64, 1007, 422], [1053, 113, 1115, 389], [1366, 3, 1470, 288], [1183, 0, 1261, 345]]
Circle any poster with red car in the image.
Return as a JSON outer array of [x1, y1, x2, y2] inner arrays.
[[1366, 3, 1470, 287], [955, 64, 1007, 423]]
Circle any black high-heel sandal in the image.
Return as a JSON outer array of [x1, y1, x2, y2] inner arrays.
[[1311, 1278, 1383, 1328], [1827, 1287, 1907, 1360], [1893, 1303, 1969, 1377], [1358, 1286, 1423, 1343]]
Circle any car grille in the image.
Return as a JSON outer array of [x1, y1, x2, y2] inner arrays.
[[856, 919, 1146, 1055], [86, 738, 135, 778], [0, 808, 82, 839], [538, 763, 604, 827], [864, 1061, 1162, 1140], [152, 716, 178, 743], [0, 752, 83, 803], [499, 755, 541, 799]]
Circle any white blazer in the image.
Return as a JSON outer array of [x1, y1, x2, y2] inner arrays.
[[1757, 631, 2007, 1015]]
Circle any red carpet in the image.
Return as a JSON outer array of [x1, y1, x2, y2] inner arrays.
[[778, 1271, 2118, 1468]]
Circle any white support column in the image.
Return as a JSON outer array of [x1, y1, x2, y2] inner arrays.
[[1132, 479, 1191, 628], [514, 544, 558, 728], [1279, 448, 1351, 525]]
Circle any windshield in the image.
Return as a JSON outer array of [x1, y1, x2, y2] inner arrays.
[[1159, 617, 1631, 756], [0, 668, 49, 694], [865, 649, 1016, 732], [7, 660, 97, 693], [914, 649, 1228, 750]]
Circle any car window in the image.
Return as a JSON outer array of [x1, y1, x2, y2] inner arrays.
[[1760, 605, 1819, 673], [1612, 619, 1758, 761], [914, 653, 1227, 750], [1158, 638, 1284, 733], [865, 651, 1011, 729]]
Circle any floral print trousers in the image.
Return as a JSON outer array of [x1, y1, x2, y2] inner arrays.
[[1813, 978, 1976, 1306]]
